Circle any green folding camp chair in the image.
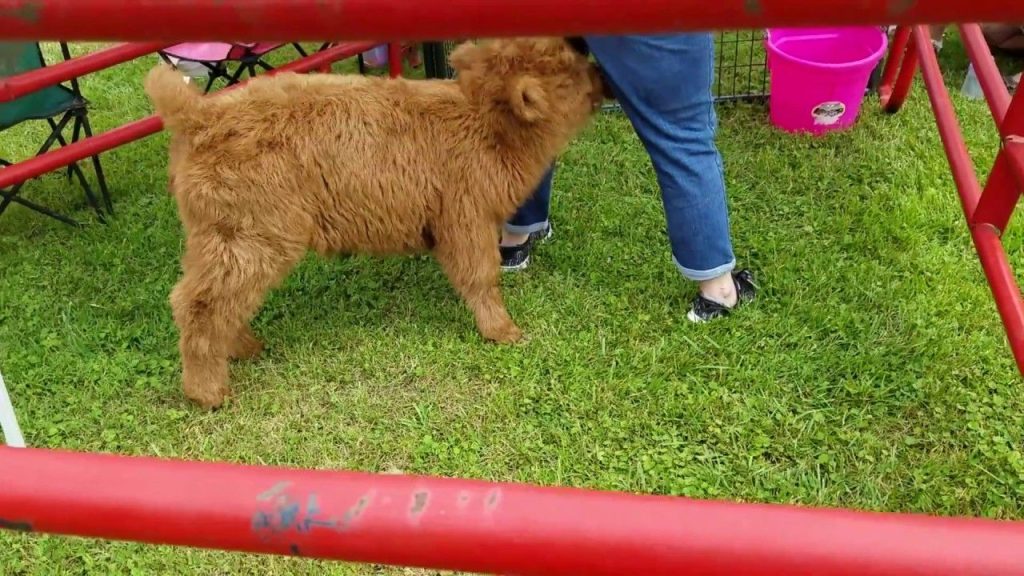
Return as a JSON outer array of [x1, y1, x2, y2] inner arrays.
[[0, 42, 111, 226]]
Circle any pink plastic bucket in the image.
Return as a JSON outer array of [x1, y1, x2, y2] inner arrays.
[[766, 27, 887, 135]]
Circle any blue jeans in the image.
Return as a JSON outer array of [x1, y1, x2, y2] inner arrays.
[[506, 34, 735, 281]]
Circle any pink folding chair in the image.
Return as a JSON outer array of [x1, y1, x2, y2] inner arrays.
[[159, 42, 319, 93]]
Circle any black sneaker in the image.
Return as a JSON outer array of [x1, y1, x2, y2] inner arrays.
[[686, 269, 757, 323], [500, 224, 553, 272]]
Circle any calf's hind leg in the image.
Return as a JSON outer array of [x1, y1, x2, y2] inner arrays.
[[171, 231, 302, 408]]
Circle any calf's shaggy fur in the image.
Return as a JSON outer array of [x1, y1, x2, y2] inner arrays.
[[144, 38, 605, 408]]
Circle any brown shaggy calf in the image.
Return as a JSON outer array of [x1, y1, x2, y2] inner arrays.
[[144, 38, 606, 408]]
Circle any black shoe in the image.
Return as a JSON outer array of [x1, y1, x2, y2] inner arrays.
[[500, 224, 553, 272], [686, 269, 757, 323]]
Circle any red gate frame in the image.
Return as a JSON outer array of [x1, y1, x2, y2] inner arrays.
[[880, 24, 1024, 374], [3, 1, 1024, 575]]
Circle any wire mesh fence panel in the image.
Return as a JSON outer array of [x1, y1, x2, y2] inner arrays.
[[715, 30, 770, 102], [422, 40, 457, 80]]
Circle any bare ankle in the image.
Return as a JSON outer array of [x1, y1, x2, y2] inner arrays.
[[699, 273, 737, 308], [500, 232, 529, 247]]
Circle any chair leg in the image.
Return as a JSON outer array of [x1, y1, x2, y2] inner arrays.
[[67, 162, 105, 223], [67, 115, 83, 181], [226, 63, 248, 86], [0, 182, 23, 217], [1, 169, 83, 226], [0, 158, 10, 215], [0, 187, 82, 227], [0, 113, 92, 226], [39, 114, 73, 156], [51, 115, 105, 221], [202, 62, 225, 94], [0, 159, 19, 220], [79, 114, 113, 214], [292, 42, 308, 57]]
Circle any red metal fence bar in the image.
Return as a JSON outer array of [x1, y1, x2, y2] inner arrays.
[[974, 133, 1024, 233], [0, 41, 376, 191], [2, 0, 1024, 43], [387, 42, 402, 78], [2, 446, 1024, 576], [878, 25, 912, 110], [881, 28, 918, 113], [0, 42, 166, 102]]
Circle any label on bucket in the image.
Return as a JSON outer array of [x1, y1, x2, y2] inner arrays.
[[812, 101, 846, 126]]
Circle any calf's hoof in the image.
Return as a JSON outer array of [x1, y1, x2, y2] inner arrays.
[[481, 322, 523, 344], [184, 381, 229, 410]]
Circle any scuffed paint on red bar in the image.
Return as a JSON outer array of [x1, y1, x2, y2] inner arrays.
[[2, 446, 1024, 575], [2, 0, 1024, 43]]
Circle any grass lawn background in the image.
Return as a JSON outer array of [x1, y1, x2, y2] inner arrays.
[[1, 35, 1022, 574]]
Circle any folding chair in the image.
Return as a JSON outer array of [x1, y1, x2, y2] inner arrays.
[[159, 42, 319, 93], [0, 42, 111, 226], [0, 369, 25, 448]]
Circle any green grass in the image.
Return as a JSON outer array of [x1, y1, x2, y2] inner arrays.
[[1, 37, 1023, 574]]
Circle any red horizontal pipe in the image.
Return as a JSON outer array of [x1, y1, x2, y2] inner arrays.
[[1, 0, 1023, 42], [957, 24, 1010, 127], [2, 447, 1024, 576], [0, 42, 166, 102], [0, 41, 375, 190]]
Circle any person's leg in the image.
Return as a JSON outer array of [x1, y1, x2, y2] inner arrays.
[[500, 166, 555, 271], [584, 33, 753, 318], [504, 167, 553, 241]]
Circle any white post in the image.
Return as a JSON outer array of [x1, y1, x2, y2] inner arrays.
[[0, 370, 26, 448]]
